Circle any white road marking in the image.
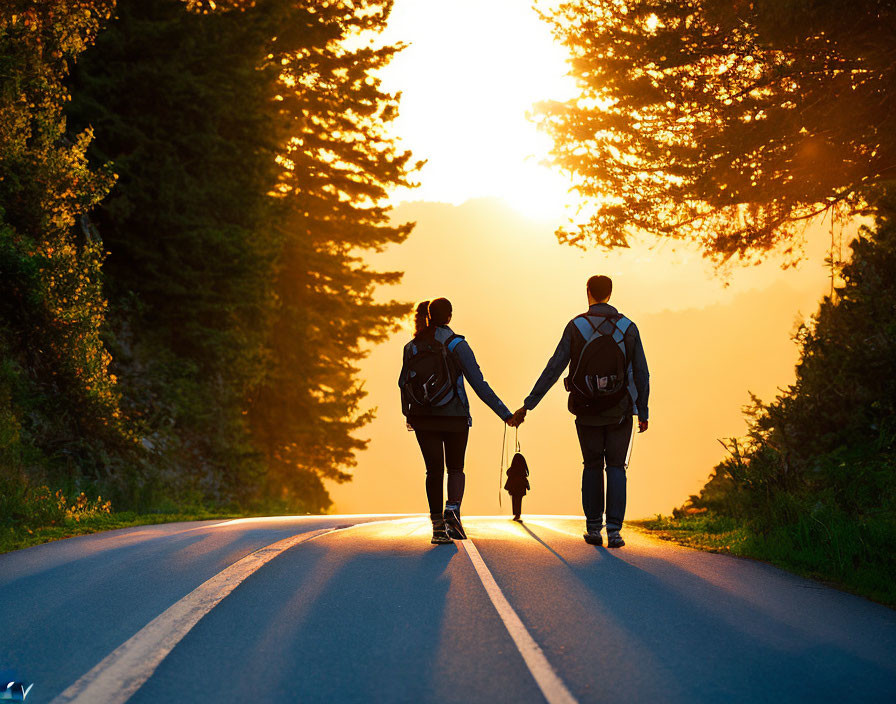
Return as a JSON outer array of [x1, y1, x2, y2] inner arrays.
[[459, 539, 579, 704], [211, 512, 419, 527], [51, 527, 339, 704]]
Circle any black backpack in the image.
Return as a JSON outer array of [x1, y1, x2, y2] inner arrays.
[[401, 331, 463, 414], [564, 314, 633, 413]]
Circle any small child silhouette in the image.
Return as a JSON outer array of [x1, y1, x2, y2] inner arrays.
[[504, 451, 530, 522]]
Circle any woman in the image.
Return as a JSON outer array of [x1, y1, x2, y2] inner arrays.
[[399, 298, 513, 544]]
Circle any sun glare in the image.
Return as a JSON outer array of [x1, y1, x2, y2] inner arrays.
[[377, 0, 576, 218]]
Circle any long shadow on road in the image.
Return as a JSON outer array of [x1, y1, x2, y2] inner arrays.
[[0, 523, 322, 700], [130, 522, 540, 704], [477, 519, 896, 704]]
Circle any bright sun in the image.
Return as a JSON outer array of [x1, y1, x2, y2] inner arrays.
[[377, 0, 576, 220]]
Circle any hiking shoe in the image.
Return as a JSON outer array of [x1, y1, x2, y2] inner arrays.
[[444, 503, 467, 540], [431, 518, 452, 545], [583, 520, 603, 545], [583, 529, 603, 546], [431, 528, 452, 545], [606, 533, 625, 548]]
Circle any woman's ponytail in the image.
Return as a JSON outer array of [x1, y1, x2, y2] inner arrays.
[[413, 298, 452, 338], [414, 301, 430, 337]]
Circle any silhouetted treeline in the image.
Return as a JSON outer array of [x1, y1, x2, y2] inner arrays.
[[538, 0, 895, 259], [543, 0, 895, 597], [1, 0, 415, 518], [682, 200, 896, 595]]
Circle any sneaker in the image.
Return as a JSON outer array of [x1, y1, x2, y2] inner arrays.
[[583, 520, 603, 546], [606, 532, 625, 548], [431, 518, 452, 545], [444, 503, 467, 540]]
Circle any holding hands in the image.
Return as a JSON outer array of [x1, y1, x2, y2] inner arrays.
[[507, 406, 648, 431], [506, 406, 527, 428]]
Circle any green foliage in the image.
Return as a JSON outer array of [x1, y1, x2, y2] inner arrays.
[[0, 480, 110, 530], [1, 0, 416, 531], [68, 0, 285, 504], [0, 454, 116, 554], [0, 2, 132, 487], [0, 503, 249, 554], [670, 199, 896, 603], [637, 511, 896, 607], [538, 0, 896, 260], [696, 203, 896, 515], [64, 0, 416, 511], [249, 0, 418, 502]]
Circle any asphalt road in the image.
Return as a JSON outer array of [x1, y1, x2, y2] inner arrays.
[[2, 515, 895, 703]]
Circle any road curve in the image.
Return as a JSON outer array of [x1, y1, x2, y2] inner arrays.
[[1, 515, 894, 703]]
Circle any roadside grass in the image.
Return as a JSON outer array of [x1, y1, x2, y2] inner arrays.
[[0, 509, 253, 554], [0, 473, 333, 554], [632, 513, 896, 608], [0, 475, 263, 554]]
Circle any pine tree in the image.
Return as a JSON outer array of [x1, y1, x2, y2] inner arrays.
[[537, 0, 896, 261], [68, 0, 284, 502], [67, 0, 417, 509], [247, 0, 418, 507]]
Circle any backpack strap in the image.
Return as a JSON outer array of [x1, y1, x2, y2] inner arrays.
[[612, 317, 632, 348], [445, 334, 464, 353], [574, 314, 628, 345], [612, 317, 639, 414], [572, 315, 596, 340]]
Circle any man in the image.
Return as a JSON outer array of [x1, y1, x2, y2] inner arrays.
[[511, 275, 649, 547]]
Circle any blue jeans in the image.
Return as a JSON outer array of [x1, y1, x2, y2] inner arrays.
[[576, 416, 633, 532]]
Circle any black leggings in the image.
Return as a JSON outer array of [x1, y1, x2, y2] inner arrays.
[[414, 428, 469, 518]]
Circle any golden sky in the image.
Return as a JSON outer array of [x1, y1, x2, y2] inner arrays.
[[375, 0, 575, 219], [324, 0, 845, 518]]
